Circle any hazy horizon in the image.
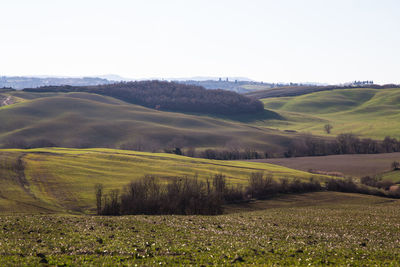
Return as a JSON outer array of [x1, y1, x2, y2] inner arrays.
[[1, 0, 399, 84]]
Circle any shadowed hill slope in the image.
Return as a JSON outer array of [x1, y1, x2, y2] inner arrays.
[[0, 91, 296, 153]]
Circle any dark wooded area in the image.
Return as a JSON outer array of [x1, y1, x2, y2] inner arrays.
[[24, 81, 264, 115]]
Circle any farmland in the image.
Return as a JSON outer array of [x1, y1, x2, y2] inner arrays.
[[1, 80, 400, 266], [2, 0, 400, 265], [251, 152, 400, 178], [0, 148, 322, 214], [0, 192, 399, 266]]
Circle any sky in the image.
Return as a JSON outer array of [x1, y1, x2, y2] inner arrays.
[[1, 0, 399, 84]]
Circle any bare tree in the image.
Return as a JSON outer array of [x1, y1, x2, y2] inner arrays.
[[392, 161, 400, 171], [324, 124, 333, 134], [94, 184, 103, 215], [185, 147, 196, 157]]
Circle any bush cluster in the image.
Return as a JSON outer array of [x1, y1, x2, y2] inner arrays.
[[96, 175, 234, 215], [247, 173, 322, 199], [2, 138, 57, 149], [360, 176, 395, 190], [199, 149, 266, 160], [326, 178, 392, 197], [96, 172, 400, 216], [95, 173, 325, 215], [119, 175, 225, 215]]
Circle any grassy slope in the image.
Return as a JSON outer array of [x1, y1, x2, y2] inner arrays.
[[0, 148, 323, 214], [0, 91, 294, 153], [380, 170, 400, 183], [260, 88, 400, 139], [1, 192, 400, 266], [3, 88, 399, 147]]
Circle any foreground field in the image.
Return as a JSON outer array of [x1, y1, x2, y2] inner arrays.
[[251, 152, 400, 179], [0, 192, 399, 266], [0, 148, 321, 214]]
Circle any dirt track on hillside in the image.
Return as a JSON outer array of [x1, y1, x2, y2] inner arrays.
[[0, 96, 13, 106]]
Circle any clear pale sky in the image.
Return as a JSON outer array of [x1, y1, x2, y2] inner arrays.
[[1, 0, 399, 84]]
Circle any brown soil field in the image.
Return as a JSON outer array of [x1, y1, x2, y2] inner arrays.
[[248, 153, 400, 178]]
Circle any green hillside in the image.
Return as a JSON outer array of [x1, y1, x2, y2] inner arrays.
[[0, 148, 323, 214], [0, 91, 295, 153], [381, 170, 400, 183], [261, 88, 400, 139]]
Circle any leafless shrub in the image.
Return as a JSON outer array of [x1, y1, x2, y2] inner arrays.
[[391, 161, 400, 170], [223, 184, 245, 203], [326, 178, 358, 192], [118, 175, 228, 215], [185, 147, 196, 157], [97, 172, 400, 217], [361, 176, 395, 190], [376, 180, 395, 190], [200, 148, 264, 160], [326, 178, 386, 197], [360, 176, 378, 187], [2, 137, 29, 149], [101, 189, 120, 216], [95, 184, 103, 215], [308, 169, 344, 177], [324, 124, 333, 134], [29, 139, 57, 148], [247, 173, 322, 198], [247, 173, 277, 199], [119, 138, 162, 152], [288, 178, 322, 193]]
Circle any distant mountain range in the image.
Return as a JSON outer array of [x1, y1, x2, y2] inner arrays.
[[0, 76, 113, 90], [0, 75, 324, 93], [0, 75, 258, 91]]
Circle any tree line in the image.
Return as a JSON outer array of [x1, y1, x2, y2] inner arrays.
[[95, 172, 400, 216], [2, 132, 400, 162], [95, 174, 323, 216], [284, 134, 400, 157], [3, 134, 400, 160], [246, 84, 400, 99], [23, 80, 265, 116], [161, 134, 400, 160]]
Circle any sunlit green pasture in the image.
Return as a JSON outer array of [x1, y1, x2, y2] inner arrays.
[[260, 88, 400, 139], [0, 148, 323, 214], [381, 170, 400, 184]]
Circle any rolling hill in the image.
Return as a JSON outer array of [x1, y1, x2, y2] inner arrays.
[[0, 148, 324, 214], [260, 87, 400, 139], [0, 90, 299, 154], [245, 84, 398, 99]]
